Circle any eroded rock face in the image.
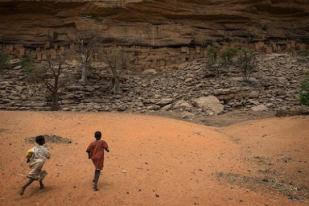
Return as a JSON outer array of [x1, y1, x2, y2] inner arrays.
[[0, 0, 308, 48]]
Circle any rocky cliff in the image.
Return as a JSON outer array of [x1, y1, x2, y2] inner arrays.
[[0, 0, 308, 48]]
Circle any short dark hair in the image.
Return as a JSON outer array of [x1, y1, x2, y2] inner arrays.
[[95, 131, 102, 140], [35, 135, 45, 145]]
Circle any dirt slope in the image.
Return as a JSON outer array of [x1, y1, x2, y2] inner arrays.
[[0, 111, 308, 206]]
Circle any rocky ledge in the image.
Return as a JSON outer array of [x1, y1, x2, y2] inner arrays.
[[0, 53, 308, 122]]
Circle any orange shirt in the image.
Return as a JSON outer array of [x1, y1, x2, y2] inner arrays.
[[86, 140, 109, 170]]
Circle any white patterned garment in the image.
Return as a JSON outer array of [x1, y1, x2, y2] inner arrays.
[[27, 145, 50, 180]]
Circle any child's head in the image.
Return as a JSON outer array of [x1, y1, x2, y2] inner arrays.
[[94, 131, 102, 140], [35, 135, 45, 145]]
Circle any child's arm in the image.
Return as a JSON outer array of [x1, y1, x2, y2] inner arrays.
[[86, 150, 92, 159], [26, 149, 33, 163], [104, 141, 110, 152], [86, 143, 93, 159], [45, 148, 51, 159]]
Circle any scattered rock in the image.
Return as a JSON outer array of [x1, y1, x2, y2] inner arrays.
[[181, 111, 194, 119], [157, 98, 173, 106], [193, 96, 224, 115], [174, 100, 192, 111], [142, 69, 157, 75], [251, 104, 268, 112], [0, 53, 306, 117], [161, 104, 172, 111]]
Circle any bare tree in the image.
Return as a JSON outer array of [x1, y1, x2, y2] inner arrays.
[[44, 54, 66, 110], [101, 46, 127, 94], [30, 53, 68, 110], [76, 33, 97, 83]]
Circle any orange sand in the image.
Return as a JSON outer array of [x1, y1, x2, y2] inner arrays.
[[0, 111, 308, 206]]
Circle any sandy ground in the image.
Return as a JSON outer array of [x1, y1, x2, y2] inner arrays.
[[0, 111, 308, 206]]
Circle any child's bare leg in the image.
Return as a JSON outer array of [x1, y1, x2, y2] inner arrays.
[[20, 178, 34, 195], [39, 180, 44, 189], [93, 169, 101, 191], [39, 170, 47, 189], [92, 170, 96, 183]]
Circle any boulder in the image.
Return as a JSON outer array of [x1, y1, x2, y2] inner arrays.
[[251, 104, 268, 112], [174, 100, 192, 110], [193, 96, 224, 115], [142, 69, 157, 75], [147, 105, 160, 111], [161, 104, 172, 111], [181, 111, 194, 119], [157, 98, 173, 106]]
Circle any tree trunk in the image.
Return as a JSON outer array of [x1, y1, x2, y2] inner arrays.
[[80, 64, 87, 83], [111, 76, 120, 94], [51, 73, 60, 110], [110, 66, 120, 94], [51, 92, 59, 111]]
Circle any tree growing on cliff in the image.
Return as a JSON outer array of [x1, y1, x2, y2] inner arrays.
[[76, 33, 97, 83], [28, 53, 68, 110], [101, 46, 127, 94], [237, 48, 257, 82], [21, 55, 35, 74], [206, 46, 220, 77], [44, 54, 68, 110], [206, 46, 238, 77], [220, 47, 238, 66], [300, 74, 309, 106], [0, 50, 9, 71]]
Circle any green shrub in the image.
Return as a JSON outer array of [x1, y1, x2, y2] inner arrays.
[[300, 77, 309, 106], [206, 46, 239, 77], [297, 50, 309, 62], [21, 55, 35, 74], [297, 50, 309, 57], [237, 48, 257, 82], [206, 46, 220, 76], [207, 46, 219, 66], [220, 47, 238, 65], [0, 51, 9, 71]]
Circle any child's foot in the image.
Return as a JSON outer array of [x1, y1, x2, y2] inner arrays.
[[39, 181, 45, 190], [19, 188, 25, 196], [93, 184, 99, 191]]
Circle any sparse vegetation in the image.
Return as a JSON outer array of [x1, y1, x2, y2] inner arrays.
[[21, 55, 35, 74], [28, 53, 68, 110], [206, 46, 220, 77], [0, 51, 10, 71], [43, 54, 67, 110], [299, 76, 309, 106], [102, 46, 127, 94], [206, 46, 238, 77], [76, 33, 97, 83], [219, 47, 238, 66], [237, 48, 257, 82], [296, 50, 309, 62]]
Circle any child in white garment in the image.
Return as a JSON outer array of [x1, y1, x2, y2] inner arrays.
[[20, 135, 50, 195]]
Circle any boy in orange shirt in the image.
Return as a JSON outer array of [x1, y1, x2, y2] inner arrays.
[[86, 131, 110, 191]]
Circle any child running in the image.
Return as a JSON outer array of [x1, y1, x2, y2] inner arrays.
[[20, 135, 50, 195], [86, 131, 110, 191]]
